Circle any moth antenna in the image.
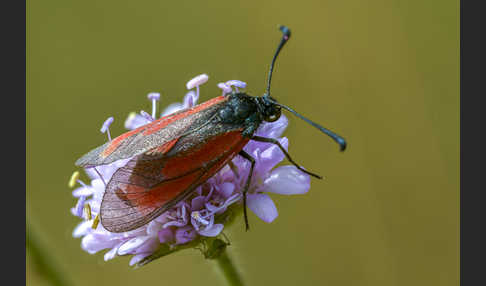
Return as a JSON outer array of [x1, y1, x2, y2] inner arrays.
[[267, 99, 347, 151], [264, 25, 291, 98]]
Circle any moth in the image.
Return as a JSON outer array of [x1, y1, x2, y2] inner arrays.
[[75, 26, 346, 233]]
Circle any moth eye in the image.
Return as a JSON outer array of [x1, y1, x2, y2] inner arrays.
[[265, 114, 279, 122], [264, 108, 281, 122]]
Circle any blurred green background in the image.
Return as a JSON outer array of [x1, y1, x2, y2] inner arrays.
[[26, 0, 459, 285]]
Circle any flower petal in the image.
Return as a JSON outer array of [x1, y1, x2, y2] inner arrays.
[[247, 193, 278, 223], [263, 165, 310, 195], [198, 223, 224, 237], [72, 220, 93, 238], [161, 103, 184, 117], [147, 220, 163, 236], [74, 196, 86, 218], [125, 112, 151, 130], [118, 236, 152, 255], [129, 253, 151, 266], [217, 182, 235, 198], [163, 220, 187, 228], [72, 186, 94, 197], [91, 179, 106, 192], [158, 228, 174, 243], [134, 237, 159, 254], [252, 137, 288, 175], [191, 196, 206, 210], [104, 243, 121, 261], [81, 234, 118, 254]]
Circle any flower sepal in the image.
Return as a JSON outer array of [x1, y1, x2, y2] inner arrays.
[[134, 238, 198, 268], [200, 238, 230, 260], [135, 235, 230, 267]]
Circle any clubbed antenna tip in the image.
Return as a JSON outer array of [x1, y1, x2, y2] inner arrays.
[[279, 25, 291, 40], [265, 25, 292, 97]]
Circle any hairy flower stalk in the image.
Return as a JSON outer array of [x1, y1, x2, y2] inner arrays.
[[70, 74, 311, 267]]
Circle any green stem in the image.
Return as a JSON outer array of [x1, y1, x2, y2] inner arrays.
[[214, 248, 244, 286], [26, 222, 72, 286]]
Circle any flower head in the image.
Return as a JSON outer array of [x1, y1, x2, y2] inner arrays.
[[70, 74, 311, 266]]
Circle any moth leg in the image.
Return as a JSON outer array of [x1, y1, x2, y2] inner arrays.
[[251, 135, 322, 179], [238, 150, 255, 231], [227, 161, 240, 179]]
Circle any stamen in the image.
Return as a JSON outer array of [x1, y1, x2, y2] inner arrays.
[[92, 214, 100, 229], [140, 110, 155, 122], [225, 80, 247, 92], [69, 171, 80, 188], [205, 193, 241, 214], [183, 91, 197, 108], [94, 167, 107, 187], [182, 204, 187, 217], [217, 82, 232, 96], [166, 215, 176, 220], [186, 74, 209, 100], [206, 214, 215, 228], [191, 211, 210, 225], [83, 203, 92, 220], [147, 92, 160, 119], [206, 185, 215, 201], [76, 179, 88, 189], [186, 74, 209, 90], [100, 117, 114, 142], [226, 193, 241, 205]]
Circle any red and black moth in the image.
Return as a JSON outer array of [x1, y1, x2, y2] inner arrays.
[[75, 26, 346, 233]]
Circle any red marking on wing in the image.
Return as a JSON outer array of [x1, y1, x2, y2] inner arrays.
[[101, 96, 227, 158], [161, 131, 246, 178], [131, 132, 249, 211], [117, 170, 202, 211], [102, 128, 140, 157], [191, 134, 250, 184]]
